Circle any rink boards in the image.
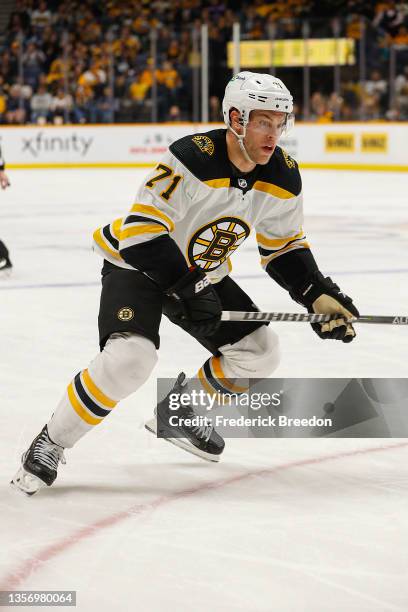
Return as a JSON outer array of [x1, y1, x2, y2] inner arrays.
[[1, 122, 407, 171]]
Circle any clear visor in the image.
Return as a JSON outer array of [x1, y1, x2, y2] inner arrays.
[[246, 112, 295, 136]]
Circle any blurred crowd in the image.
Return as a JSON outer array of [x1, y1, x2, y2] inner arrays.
[[0, 0, 407, 124]]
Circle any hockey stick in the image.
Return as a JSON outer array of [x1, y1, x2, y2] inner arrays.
[[221, 311, 408, 325]]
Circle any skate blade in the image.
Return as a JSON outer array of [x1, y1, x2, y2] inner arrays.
[[145, 418, 220, 463], [10, 466, 47, 496], [0, 269, 12, 280]]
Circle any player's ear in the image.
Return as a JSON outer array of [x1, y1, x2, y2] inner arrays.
[[229, 108, 242, 133]]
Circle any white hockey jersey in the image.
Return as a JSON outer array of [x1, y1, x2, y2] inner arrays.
[[93, 129, 309, 284]]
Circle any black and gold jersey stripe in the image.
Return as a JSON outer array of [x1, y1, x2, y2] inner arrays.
[[257, 229, 309, 266], [93, 202, 175, 261], [169, 128, 301, 197]]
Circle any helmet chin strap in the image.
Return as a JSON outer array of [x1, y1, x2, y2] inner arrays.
[[228, 123, 256, 165]]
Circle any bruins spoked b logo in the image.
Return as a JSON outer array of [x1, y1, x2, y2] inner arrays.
[[192, 135, 214, 156], [188, 217, 250, 271], [117, 307, 134, 322]]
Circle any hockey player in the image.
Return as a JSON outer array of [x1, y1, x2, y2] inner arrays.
[[0, 144, 12, 276], [12, 72, 359, 495]]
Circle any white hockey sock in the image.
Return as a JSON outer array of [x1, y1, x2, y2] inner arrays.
[[194, 326, 280, 407], [48, 333, 157, 448]]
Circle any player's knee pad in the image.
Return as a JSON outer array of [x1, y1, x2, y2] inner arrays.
[[88, 332, 158, 400], [218, 326, 280, 380]]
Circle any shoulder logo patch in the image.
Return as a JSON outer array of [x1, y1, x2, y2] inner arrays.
[[282, 148, 297, 169], [192, 135, 215, 156]]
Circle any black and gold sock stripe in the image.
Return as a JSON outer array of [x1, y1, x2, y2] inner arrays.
[[67, 369, 117, 426], [198, 356, 249, 398]]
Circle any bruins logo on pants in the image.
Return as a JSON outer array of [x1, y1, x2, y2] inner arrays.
[[117, 307, 134, 321], [188, 217, 250, 270]]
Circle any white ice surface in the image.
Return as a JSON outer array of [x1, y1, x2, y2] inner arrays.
[[0, 169, 407, 611]]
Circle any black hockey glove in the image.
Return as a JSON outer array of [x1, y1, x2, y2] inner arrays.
[[164, 268, 222, 337], [290, 271, 359, 342]]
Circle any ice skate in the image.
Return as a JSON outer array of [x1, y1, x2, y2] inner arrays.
[[11, 425, 65, 496], [0, 257, 12, 278], [145, 372, 225, 462]]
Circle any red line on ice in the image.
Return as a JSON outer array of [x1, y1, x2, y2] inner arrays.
[[1, 441, 407, 590]]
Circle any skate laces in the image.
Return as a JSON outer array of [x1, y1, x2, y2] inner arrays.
[[159, 372, 214, 442], [183, 406, 213, 442], [191, 420, 213, 442], [176, 373, 213, 441], [32, 430, 66, 471]]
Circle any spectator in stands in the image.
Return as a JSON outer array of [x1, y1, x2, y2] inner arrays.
[[46, 56, 71, 86], [5, 84, 27, 124], [1, 0, 407, 124], [209, 95, 222, 122], [393, 24, 408, 46], [310, 92, 332, 122], [166, 104, 187, 121], [247, 18, 265, 40], [346, 13, 365, 40], [373, 2, 404, 37], [94, 87, 118, 123], [132, 9, 151, 37], [157, 60, 182, 106], [114, 74, 127, 101], [341, 79, 361, 118], [395, 65, 408, 119], [72, 85, 95, 124], [395, 65, 408, 95], [166, 40, 182, 63], [0, 87, 6, 123], [8, 1, 31, 35], [157, 28, 173, 57], [8, 42, 21, 82], [207, 0, 226, 22], [129, 72, 150, 119], [0, 51, 13, 89], [7, 13, 26, 43], [241, 4, 260, 37], [51, 2, 72, 34], [79, 18, 103, 46], [113, 25, 141, 60], [327, 92, 344, 121], [41, 27, 61, 72], [23, 42, 46, 89], [175, 30, 191, 65], [363, 69, 388, 116], [30, 83, 53, 123], [31, 1, 53, 33], [147, 80, 172, 122], [50, 87, 73, 124], [78, 62, 107, 97]]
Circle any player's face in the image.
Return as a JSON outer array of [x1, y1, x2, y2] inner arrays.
[[244, 110, 286, 164]]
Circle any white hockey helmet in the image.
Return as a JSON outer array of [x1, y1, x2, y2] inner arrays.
[[222, 71, 294, 132]]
